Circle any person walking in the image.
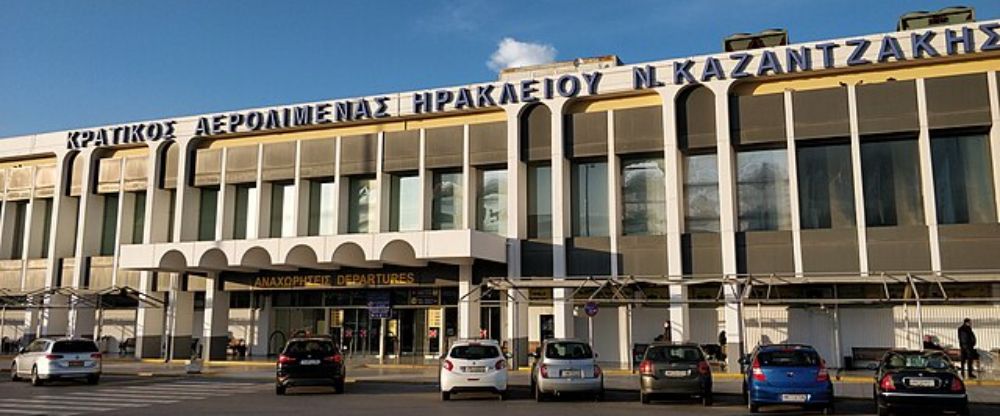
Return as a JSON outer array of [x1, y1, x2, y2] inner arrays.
[[958, 318, 977, 379]]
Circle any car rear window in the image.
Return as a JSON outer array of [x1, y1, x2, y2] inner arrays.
[[885, 353, 951, 370], [645, 346, 703, 362], [545, 342, 593, 359], [52, 341, 99, 353], [757, 350, 820, 367], [450, 344, 500, 360], [284, 340, 335, 355]]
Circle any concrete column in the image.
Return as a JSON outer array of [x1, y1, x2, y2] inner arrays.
[[134, 296, 165, 359], [418, 129, 430, 230], [617, 306, 631, 369], [607, 110, 621, 275], [504, 103, 528, 368], [549, 98, 574, 339], [846, 85, 871, 275], [457, 262, 480, 339], [167, 282, 195, 360], [135, 140, 172, 358], [69, 149, 101, 339], [334, 136, 349, 234], [294, 141, 310, 236], [657, 86, 690, 342], [249, 295, 272, 357], [202, 274, 230, 361], [988, 71, 1000, 217], [35, 151, 75, 340], [462, 124, 473, 230], [710, 81, 743, 369], [174, 137, 200, 242], [784, 91, 804, 275], [218, 148, 234, 240], [915, 78, 942, 273], [377, 132, 390, 232]]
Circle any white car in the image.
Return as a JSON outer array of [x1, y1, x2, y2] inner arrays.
[[440, 339, 508, 401], [10, 338, 102, 386]]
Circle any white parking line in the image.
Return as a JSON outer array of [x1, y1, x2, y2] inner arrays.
[[64, 392, 180, 403], [2, 398, 148, 407]]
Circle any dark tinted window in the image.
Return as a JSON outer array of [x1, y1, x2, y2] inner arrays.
[[757, 349, 820, 367], [645, 346, 703, 362], [284, 340, 335, 355], [52, 341, 99, 353], [545, 342, 593, 359], [884, 353, 951, 370], [450, 344, 500, 360]]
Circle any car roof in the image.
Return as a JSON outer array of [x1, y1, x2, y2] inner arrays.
[[756, 344, 816, 352], [647, 342, 702, 348], [450, 338, 500, 346], [542, 338, 590, 344], [287, 337, 335, 343]]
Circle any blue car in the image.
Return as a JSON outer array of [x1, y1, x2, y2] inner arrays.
[[742, 344, 834, 414]]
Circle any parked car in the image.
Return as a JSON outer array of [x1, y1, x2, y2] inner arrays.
[[742, 344, 834, 414], [529, 339, 604, 401], [639, 342, 712, 405], [872, 350, 969, 416], [440, 339, 508, 401], [275, 337, 345, 395], [10, 338, 101, 386]]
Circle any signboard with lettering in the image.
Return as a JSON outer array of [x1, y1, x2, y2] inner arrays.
[[220, 265, 459, 290], [368, 292, 391, 320]]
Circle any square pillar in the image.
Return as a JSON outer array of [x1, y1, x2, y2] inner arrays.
[[167, 287, 195, 360], [202, 275, 230, 361], [134, 291, 165, 359], [457, 263, 480, 339], [249, 295, 272, 357]]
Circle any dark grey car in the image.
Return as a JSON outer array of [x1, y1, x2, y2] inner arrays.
[[638, 343, 713, 405]]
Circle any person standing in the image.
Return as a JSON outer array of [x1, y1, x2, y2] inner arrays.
[[958, 318, 977, 379]]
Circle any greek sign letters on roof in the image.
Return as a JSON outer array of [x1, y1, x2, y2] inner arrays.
[[66, 21, 1000, 150]]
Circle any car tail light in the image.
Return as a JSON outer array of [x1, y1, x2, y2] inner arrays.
[[442, 359, 453, 372], [277, 354, 296, 365], [323, 354, 343, 364], [880, 374, 896, 391], [639, 360, 654, 376], [593, 365, 602, 378], [698, 361, 711, 375], [951, 377, 965, 392], [751, 357, 766, 382], [540, 364, 550, 378], [44, 354, 63, 360], [816, 360, 830, 382], [90, 353, 102, 359]]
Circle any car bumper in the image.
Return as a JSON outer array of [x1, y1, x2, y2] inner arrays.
[[38, 363, 101, 379], [879, 392, 968, 411], [277, 375, 345, 388], [749, 384, 833, 405], [640, 375, 710, 395], [441, 371, 507, 393], [538, 376, 603, 394]]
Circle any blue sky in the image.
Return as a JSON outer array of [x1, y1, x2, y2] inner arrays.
[[2, 0, 998, 138]]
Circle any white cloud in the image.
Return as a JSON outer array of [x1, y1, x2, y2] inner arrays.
[[487, 38, 557, 72]]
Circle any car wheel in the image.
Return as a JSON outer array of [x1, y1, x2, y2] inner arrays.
[[498, 390, 508, 401], [876, 403, 890, 416], [86, 374, 100, 385], [275, 385, 286, 395], [748, 401, 760, 414], [702, 392, 713, 407], [595, 387, 605, 402], [440, 391, 451, 401], [333, 379, 345, 394], [822, 403, 835, 415], [640, 391, 650, 405], [9, 363, 18, 382], [30, 366, 43, 387]]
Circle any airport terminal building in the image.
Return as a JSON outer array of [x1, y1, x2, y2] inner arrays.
[[2, 13, 1000, 370]]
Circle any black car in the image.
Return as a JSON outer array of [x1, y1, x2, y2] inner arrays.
[[872, 350, 969, 416], [275, 338, 346, 395]]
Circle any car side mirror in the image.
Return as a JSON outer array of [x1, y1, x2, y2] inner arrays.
[[17, 347, 26, 354]]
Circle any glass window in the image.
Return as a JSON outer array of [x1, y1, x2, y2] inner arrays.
[[432, 171, 463, 230], [737, 149, 791, 231], [233, 184, 257, 239], [932, 134, 996, 224], [348, 176, 377, 233], [8, 201, 28, 259], [269, 183, 296, 238], [100, 194, 119, 255], [684, 154, 720, 233], [621, 156, 666, 235], [166, 190, 176, 242], [308, 179, 336, 236], [797, 144, 856, 229], [527, 164, 552, 238], [571, 160, 609, 237], [544, 342, 593, 359], [39, 198, 52, 258], [477, 169, 507, 234], [861, 139, 924, 227], [198, 187, 218, 241], [131, 192, 146, 244], [390, 174, 420, 232]]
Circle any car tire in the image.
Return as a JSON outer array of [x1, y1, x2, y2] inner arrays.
[[595, 387, 605, 402], [535, 384, 546, 402], [876, 404, 890, 416], [822, 403, 835, 415], [748, 401, 760, 414], [333, 379, 345, 394], [640, 391, 650, 405], [86, 374, 100, 385], [275, 385, 286, 395], [9, 363, 18, 382], [498, 390, 508, 401], [702, 392, 713, 406], [440, 391, 450, 401], [30, 366, 43, 387]]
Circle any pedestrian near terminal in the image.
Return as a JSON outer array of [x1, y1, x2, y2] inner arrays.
[[958, 318, 977, 379]]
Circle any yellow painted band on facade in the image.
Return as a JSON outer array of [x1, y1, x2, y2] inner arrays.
[[106, 146, 150, 158], [203, 110, 506, 149], [742, 55, 1000, 95], [570, 92, 662, 113], [0, 156, 57, 169]]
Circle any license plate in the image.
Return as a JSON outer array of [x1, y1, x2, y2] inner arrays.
[[781, 394, 808, 403], [909, 378, 936, 387], [465, 366, 486, 373], [300, 359, 320, 365], [664, 370, 689, 377], [560, 369, 582, 378], [68, 361, 84, 367]]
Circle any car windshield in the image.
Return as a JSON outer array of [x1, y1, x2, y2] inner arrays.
[[52, 340, 98, 353], [646, 346, 703, 362], [885, 353, 951, 370], [450, 344, 500, 360], [545, 342, 593, 359], [284, 340, 335, 355], [757, 349, 820, 367]]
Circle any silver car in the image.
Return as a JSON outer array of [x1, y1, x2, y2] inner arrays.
[[10, 338, 102, 386], [529, 339, 604, 401]]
